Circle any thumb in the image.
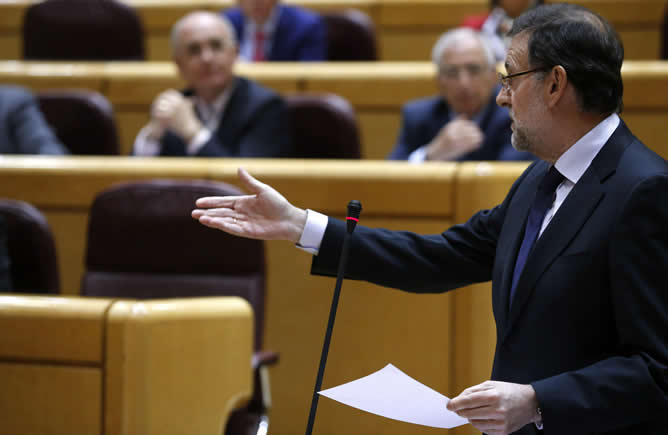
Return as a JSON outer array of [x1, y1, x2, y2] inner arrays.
[[238, 167, 268, 194]]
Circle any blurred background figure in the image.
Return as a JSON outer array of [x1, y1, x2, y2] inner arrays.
[[133, 11, 294, 157], [223, 0, 326, 61], [462, 0, 543, 61], [0, 85, 68, 155], [388, 28, 533, 162]]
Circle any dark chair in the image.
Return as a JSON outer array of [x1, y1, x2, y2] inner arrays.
[[662, 4, 668, 59], [22, 0, 145, 60], [323, 9, 378, 61], [80, 179, 277, 435], [37, 90, 120, 155], [0, 199, 59, 294], [286, 93, 362, 159]]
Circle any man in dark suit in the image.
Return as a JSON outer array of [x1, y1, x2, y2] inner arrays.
[[0, 85, 68, 155], [223, 0, 326, 62], [193, 4, 668, 434], [388, 27, 532, 162], [133, 11, 294, 157]]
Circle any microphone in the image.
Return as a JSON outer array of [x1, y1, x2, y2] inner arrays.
[[305, 200, 363, 435]]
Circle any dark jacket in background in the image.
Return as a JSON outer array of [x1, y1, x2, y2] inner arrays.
[[160, 77, 294, 157], [224, 5, 327, 61], [0, 85, 68, 155], [388, 87, 533, 161]]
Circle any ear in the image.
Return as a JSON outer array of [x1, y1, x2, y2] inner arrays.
[[544, 65, 568, 109]]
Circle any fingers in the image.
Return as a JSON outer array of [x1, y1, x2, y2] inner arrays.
[[194, 195, 249, 209], [238, 167, 269, 195]]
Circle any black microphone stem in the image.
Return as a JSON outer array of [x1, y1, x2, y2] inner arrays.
[[305, 201, 361, 435]]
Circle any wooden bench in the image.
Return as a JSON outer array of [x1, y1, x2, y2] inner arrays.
[[1, 61, 667, 160], [0, 294, 253, 435], [0, 0, 665, 61]]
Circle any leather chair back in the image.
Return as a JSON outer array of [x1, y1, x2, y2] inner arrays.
[[81, 179, 266, 350], [286, 93, 362, 159], [0, 199, 59, 293], [37, 90, 120, 155], [662, 4, 668, 59], [23, 0, 145, 60], [323, 9, 378, 61]]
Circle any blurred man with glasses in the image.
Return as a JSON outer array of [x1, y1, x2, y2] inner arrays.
[[388, 27, 533, 162]]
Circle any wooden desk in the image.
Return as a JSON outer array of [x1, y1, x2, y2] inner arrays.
[[0, 294, 253, 435], [1, 61, 667, 161], [0, 0, 665, 61], [0, 157, 461, 435]]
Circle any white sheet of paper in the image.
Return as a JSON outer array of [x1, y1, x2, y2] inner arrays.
[[319, 363, 469, 429]]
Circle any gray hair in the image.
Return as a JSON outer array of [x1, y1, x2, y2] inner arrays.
[[431, 27, 496, 68], [170, 11, 238, 56]]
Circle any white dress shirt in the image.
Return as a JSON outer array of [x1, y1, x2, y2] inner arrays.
[[132, 83, 235, 156], [298, 113, 621, 254], [238, 6, 281, 62]]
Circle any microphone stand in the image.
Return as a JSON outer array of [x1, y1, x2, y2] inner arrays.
[[305, 200, 362, 435]]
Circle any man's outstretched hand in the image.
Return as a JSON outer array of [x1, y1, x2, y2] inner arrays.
[[192, 168, 307, 243]]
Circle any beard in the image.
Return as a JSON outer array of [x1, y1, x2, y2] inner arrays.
[[511, 125, 532, 152]]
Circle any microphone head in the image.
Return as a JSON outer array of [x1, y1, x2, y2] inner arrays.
[[347, 200, 362, 219], [346, 200, 362, 234]]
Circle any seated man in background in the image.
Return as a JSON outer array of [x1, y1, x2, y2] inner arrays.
[[133, 11, 294, 157], [388, 27, 533, 162], [223, 0, 326, 61], [0, 86, 68, 155]]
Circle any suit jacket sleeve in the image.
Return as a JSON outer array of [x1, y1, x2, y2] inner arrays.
[[294, 16, 327, 61], [311, 165, 534, 292], [7, 88, 68, 155], [531, 174, 668, 434]]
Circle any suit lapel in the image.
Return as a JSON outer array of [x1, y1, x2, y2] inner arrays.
[[499, 120, 633, 344], [494, 162, 547, 336]]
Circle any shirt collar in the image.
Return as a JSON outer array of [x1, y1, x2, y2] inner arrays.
[[246, 5, 281, 36], [554, 113, 620, 184], [193, 78, 236, 124]]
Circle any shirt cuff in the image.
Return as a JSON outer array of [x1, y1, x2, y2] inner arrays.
[[133, 124, 161, 156], [296, 209, 328, 255], [186, 128, 212, 155], [407, 145, 428, 163]]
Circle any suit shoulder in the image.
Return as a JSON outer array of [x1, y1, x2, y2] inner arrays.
[[237, 77, 281, 102], [0, 85, 34, 106], [280, 5, 322, 27], [403, 96, 444, 115]]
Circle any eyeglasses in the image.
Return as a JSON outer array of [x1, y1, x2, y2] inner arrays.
[[498, 68, 545, 92]]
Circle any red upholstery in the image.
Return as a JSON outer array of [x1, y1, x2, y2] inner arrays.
[[286, 93, 362, 159], [22, 0, 145, 61], [323, 9, 378, 61], [37, 90, 120, 155], [0, 199, 59, 294]]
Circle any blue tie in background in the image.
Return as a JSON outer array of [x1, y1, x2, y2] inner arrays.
[[509, 166, 564, 307]]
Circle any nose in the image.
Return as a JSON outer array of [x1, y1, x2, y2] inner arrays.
[[457, 70, 473, 88], [201, 46, 214, 62], [496, 86, 510, 108]]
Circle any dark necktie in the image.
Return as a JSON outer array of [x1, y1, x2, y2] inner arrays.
[[509, 166, 564, 306]]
